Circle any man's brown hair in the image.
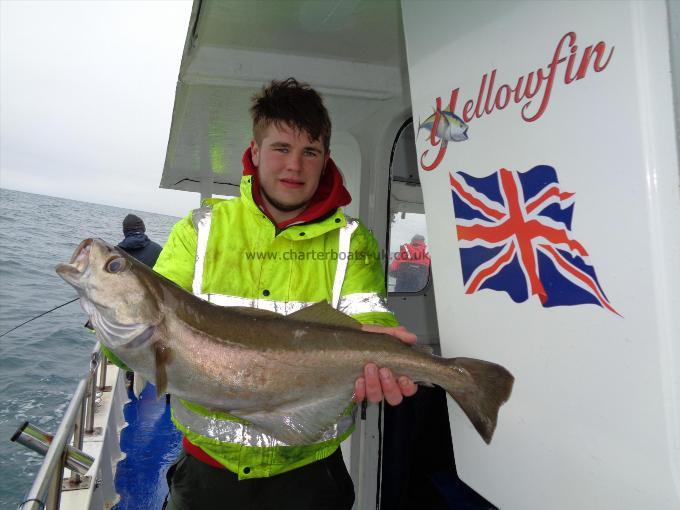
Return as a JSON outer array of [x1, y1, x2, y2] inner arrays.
[[250, 78, 332, 151]]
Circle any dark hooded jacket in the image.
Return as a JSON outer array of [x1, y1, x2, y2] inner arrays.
[[117, 233, 162, 268]]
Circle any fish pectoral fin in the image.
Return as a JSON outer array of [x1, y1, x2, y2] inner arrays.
[[237, 390, 356, 445], [132, 373, 147, 398], [287, 302, 362, 330], [154, 342, 173, 399]]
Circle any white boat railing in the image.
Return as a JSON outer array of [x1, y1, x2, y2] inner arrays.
[[13, 342, 125, 510]]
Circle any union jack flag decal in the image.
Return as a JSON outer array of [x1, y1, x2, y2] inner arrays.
[[450, 165, 620, 315]]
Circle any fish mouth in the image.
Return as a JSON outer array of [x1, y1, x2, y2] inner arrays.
[[453, 126, 469, 142], [55, 238, 94, 286]]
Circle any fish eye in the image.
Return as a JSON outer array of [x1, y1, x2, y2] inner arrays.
[[106, 257, 126, 274]]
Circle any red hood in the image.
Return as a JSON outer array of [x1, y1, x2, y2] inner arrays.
[[242, 148, 352, 229]]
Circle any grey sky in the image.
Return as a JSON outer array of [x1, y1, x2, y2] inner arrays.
[[0, 0, 197, 217]]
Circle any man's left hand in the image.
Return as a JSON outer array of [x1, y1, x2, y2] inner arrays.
[[354, 325, 418, 406]]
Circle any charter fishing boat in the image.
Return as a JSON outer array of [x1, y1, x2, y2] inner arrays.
[[13, 0, 680, 508]]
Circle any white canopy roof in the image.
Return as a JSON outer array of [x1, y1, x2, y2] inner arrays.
[[160, 0, 408, 197]]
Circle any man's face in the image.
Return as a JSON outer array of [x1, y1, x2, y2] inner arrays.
[[251, 123, 329, 217]]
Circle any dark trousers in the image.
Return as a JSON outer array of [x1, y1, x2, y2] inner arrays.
[[164, 448, 354, 510], [381, 386, 456, 510]]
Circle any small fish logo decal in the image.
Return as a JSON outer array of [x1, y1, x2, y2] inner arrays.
[[418, 101, 469, 172], [418, 108, 469, 142]]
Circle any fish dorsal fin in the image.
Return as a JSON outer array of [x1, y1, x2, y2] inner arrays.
[[287, 301, 362, 330], [228, 306, 284, 320]]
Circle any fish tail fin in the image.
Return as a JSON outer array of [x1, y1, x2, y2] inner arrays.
[[439, 357, 514, 444]]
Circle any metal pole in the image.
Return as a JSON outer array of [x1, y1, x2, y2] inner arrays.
[[85, 349, 100, 434], [85, 370, 97, 434], [18, 379, 88, 510], [69, 397, 86, 484], [72, 396, 85, 451], [98, 356, 108, 390], [45, 450, 66, 510]]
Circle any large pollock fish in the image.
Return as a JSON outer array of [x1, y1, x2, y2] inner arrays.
[[56, 238, 514, 445]]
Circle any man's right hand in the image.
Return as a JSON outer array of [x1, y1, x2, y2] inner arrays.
[[354, 325, 419, 406]]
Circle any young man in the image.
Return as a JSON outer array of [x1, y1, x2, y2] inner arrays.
[[155, 78, 417, 510]]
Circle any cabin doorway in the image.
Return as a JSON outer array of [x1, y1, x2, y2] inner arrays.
[[380, 119, 497, 510]]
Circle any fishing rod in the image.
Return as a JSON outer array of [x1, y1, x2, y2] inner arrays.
[[0, 297, 79, 338]]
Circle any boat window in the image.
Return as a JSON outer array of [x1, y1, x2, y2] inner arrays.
[[391, 122, 420, 185], [388, 212, 430, 293], [388, 120, 430, 294]]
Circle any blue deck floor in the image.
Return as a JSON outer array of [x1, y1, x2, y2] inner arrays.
[[113, 382, 182, 510]]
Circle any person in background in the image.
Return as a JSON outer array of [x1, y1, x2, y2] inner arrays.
[[117, 214, 162, 268], [389, 234, 431, 292], [154, 78, 417, 510]]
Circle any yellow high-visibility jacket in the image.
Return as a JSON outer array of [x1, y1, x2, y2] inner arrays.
[[153, 174, 397, 479]]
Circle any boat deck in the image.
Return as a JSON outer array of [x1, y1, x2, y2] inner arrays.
[[113, 382, 182, 510]]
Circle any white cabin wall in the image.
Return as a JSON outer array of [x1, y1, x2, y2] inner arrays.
[[350, 103, 413, 251], [402, 1, 680, 508]]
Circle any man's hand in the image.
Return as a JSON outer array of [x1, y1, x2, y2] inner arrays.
[[354, 325, 418, 406]]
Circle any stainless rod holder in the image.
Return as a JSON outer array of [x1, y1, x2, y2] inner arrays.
[[16, 378, 88, 510], [12, 422, 94, 476]]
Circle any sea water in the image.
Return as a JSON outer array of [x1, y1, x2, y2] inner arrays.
[[0, 188, 181, 508]]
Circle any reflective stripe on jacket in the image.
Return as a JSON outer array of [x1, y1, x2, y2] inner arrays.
[[153, 175, 397, 479]]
